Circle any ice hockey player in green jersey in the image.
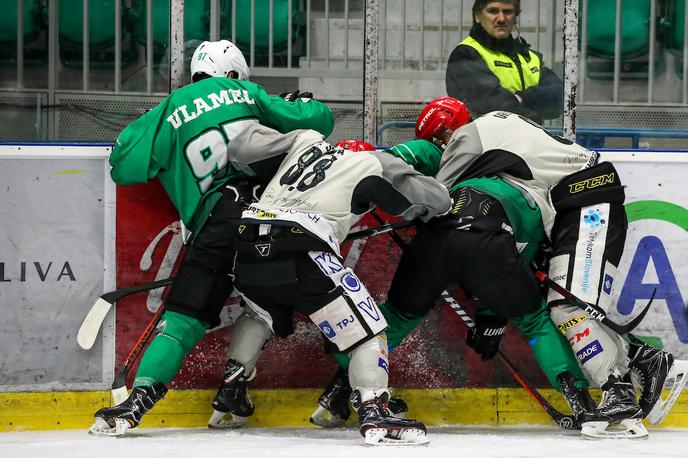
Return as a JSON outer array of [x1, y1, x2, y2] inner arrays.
[[89, 39, 334, 437]]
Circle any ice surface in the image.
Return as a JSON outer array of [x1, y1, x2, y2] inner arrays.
[[1, 426, 686, 458]]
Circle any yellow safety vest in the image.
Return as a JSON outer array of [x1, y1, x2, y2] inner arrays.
[[460, 36, 542, 93]]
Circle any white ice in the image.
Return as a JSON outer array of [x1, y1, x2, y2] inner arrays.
[[1, 426, 687, 458]]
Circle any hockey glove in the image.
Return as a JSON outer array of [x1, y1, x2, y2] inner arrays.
[[466, 313, 507, 360], [279, 90, 313, 102]]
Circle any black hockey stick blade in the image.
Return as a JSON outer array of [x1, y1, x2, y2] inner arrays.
[[496, 351, 580, 430], [101, 277, 175, 304], [535, 271, 656, 335]]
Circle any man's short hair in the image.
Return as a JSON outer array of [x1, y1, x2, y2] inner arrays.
[[472, 0, 521, 21]]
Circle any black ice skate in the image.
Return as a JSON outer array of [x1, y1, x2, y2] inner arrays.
[[556, 370, 595, 427], [628, 339, 688, 424], [351, 390, 428, 446], [310, 366, 410, 428], [89, 382, 168, 437], [207, 359, 255, 429], [310, 365, 353, 427], [580, 374, 647, 439]]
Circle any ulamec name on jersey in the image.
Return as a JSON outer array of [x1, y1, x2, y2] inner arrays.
[[166, 89, 256, 129]]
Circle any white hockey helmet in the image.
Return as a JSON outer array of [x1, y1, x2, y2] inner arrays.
[[190, 40, 250, 81]]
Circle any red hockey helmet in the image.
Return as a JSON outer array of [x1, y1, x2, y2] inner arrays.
[[335, 139, 377, 152], [415, 97, 470, 144]]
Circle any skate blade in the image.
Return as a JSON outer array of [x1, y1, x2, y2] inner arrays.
[[309, 405, 346, 428], [363, 428, 429, 446], [581, 419, 648, 439], [207, 409, 249, 429], [88, 417, 132, 437], [647, 359, 688, 425]]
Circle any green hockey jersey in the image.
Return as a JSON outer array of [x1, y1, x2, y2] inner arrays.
[[387, 138, 545, 260], [110, 77, 334, 233]]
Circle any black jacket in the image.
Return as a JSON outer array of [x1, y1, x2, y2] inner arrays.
[[445, 24, 563, 124]]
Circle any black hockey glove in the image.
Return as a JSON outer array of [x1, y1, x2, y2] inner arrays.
[[279, 90, 313, 102], [466, 313, 507, 360]]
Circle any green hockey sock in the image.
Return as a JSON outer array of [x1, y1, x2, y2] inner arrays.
[[511, 300, 589, 391], [133, 311, 208, 387], [381, 302, 426, 351]]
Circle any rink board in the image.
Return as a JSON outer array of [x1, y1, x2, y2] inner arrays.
[[1, 387, 687, 432], [2, 146, 688, 431]]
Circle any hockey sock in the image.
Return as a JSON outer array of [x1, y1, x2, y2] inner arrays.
[[332, 302, 425, 371], [380, 302, 426, 351], [134, 311, 208, 387], [511, 300, 589, 391]]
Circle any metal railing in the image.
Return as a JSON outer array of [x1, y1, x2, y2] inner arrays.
[[2, 0, 688, 142]]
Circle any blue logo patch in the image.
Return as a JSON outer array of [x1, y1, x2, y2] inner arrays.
[[576, 339, 603, 364], [341, 273, 361, 292], [378, 357, 389, 373], [603, 273, 614, 294], [319, 321, 336, 339], [583, 209, 606, 228]]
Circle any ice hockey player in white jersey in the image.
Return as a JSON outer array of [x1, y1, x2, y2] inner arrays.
[[416, 98, 687, 438], [224, 131, 451, 445]]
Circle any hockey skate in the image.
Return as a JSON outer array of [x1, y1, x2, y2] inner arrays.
[[208, 359, 255, 429], [352, 390, 428, 446], [556, 370, 595, 427], [628, 341, 688, 425], [580, 374, 647, 439], [89, 382, 167, 437], [310, 366, 409, 428]]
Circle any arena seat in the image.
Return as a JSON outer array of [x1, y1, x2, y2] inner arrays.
[[667, 0, 686, 49], [222, 0, 297, 55], [130, 0, 208, 59], [583, 0, 660, 79], [664, 0, 687, 76], [59, 0, 135, 68], [0, 0, 45, 67]]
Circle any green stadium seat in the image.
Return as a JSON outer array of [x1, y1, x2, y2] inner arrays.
[[582, 0, 660, 79], [667, 0, 685, 50], [59, 0, 135, 68], [0, 0, 45, 67], [662, 0, 688, 77], [222, 0, 305, 65], [224, 0, 293, 53], [130, 0, 209, 58]]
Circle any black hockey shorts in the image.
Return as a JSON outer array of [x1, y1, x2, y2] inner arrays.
[[165, 179, 260, 328], [233, 226, 387, 352], [548, 162, 627, 308], [388, 188, 543, 319]]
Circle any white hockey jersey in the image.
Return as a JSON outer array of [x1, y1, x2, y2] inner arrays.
[[436, 111, 598, 235], [242, 132, 452, 255]]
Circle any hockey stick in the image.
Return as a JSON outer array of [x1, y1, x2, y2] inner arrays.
[[77, 277, 174, 350], [440, 291, 580, 430], [369, 211, 579, 429], [110, 305, 165, 405], [534, 271, 656, 335], [77, 221, 413, 350]]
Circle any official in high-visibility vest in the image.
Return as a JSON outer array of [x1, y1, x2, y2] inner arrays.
[[446, 0, 562, 124]]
